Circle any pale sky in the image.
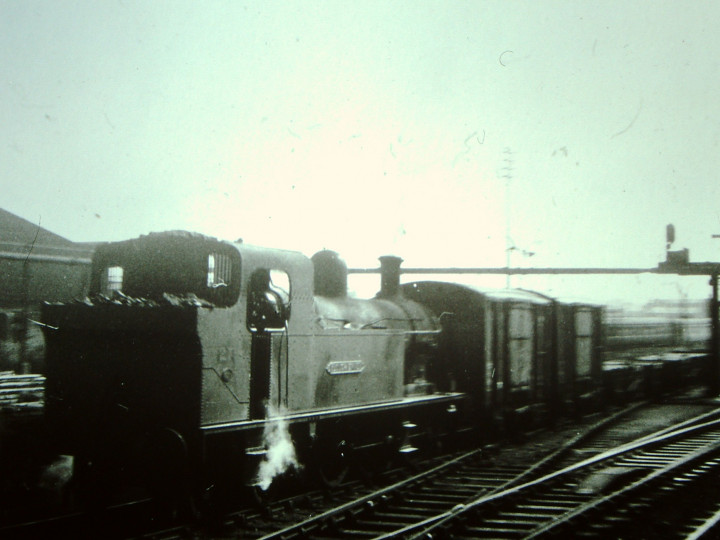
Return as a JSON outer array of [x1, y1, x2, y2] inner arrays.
[[3, 1, 719, 303]]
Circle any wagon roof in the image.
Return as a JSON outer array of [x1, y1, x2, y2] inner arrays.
[[404, 280, 606, 307], [474, 286, 554, 304], [469, 286, 602, 307], [404, 281, 554, 305]]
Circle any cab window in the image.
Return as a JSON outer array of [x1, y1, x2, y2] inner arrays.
[[101, 266, 124, 294], [247, 269, 290, 331], [207, 253, 232, 288]]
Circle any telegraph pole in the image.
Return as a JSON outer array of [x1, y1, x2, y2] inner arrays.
[[500, 148, 513, 288]]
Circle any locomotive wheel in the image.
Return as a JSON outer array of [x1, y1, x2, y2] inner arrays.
[[316, 439, 351, 488], [355, 441, 395, 485], [423, 425, 444, 456]]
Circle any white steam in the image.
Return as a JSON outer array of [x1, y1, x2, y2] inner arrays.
[[38, 455, 74, 492], [255, 404, 301, 491]]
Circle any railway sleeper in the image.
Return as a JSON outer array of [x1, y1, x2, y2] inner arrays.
[[337, 527, 383, 538], [525, 497, 585, 507], [432, 481, 496, 493], [352, 518, 410, 532], [515, 503, 575, 513], [389, 504, 447, 516], [463, 524, 535, 537], [497, 510, 562, 520], [531, 492, 593, 501], [373, 510, 429, 521], [414, 488, 474, 501], [629, 454, 679, 462], [598, 514, 634, 525], [613, 458, 666, 468], [483, 517, 539, 528], [443, 476, 518, 488], [403, 497, 458, 508]]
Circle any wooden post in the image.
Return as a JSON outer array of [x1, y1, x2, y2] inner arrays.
[[19, 258, 30, 374], [709, 273, 720, 396]]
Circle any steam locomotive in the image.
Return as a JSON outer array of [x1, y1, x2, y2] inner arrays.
[[38, 231, 685, 509]]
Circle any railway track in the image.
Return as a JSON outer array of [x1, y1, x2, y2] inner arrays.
[[411, 414, 720, 539], [228, 401, 720, 539], [4, 400, 718, 539]]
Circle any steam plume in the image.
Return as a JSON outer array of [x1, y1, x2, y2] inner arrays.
[[255, 404, 301, 490], [38, 455, 74, 492]]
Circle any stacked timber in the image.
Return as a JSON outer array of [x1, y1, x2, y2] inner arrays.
[[0, 371, 44, 414]]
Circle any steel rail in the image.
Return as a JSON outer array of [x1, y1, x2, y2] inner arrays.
[[256, 404, 717, 540], [257, 449, 483, 540], [256, 454, 525, 540], [687, 505, 720, 540], [486, 402, 648, 493], [526, 434, 720, 538], [409, 415, 720, 539], [377, 405, 720, 539]]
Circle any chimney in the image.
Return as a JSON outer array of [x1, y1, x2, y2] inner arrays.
[[378, 255, 403, 298]]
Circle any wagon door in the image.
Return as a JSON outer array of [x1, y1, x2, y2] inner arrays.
[[490, 302, 507, 410], [573, 305, 603, 399], [533, 305, 553, 403], [507, 302, 534, 406], [574, 307, 594, 380]]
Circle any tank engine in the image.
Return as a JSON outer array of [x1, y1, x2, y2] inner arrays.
[[41, 231, 462, 506]]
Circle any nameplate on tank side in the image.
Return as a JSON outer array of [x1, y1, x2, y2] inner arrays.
[[325, 360, 365, 375]]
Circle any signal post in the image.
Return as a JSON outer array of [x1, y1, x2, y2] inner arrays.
[[658, 229, 720, 397]]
